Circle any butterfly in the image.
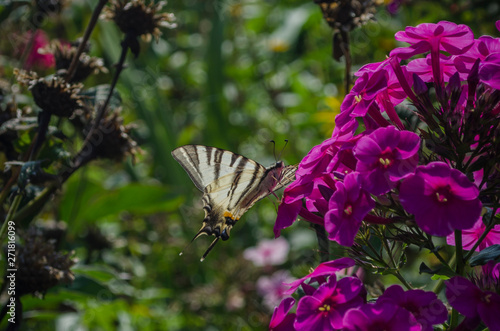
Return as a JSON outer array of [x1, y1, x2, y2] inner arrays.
[[172, 144, 297, 261]]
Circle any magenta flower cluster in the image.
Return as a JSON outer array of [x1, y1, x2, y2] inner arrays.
[[270, 258, 447, 331], [275, 20, 500, 245], [270, 20, 500, 331]]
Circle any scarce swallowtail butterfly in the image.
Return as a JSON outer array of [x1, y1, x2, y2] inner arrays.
[[172, 145, 297, 261]]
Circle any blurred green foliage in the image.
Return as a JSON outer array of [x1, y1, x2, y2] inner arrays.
[[0, 0, 499, 330]]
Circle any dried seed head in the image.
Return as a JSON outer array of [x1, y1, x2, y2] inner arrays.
[[83, 110, 141, 162], [34, 0, 66, 16], [33, 220, 68, 248], [15, 69, 83, 117], [314, 0, 378, 32], [12, 227, 76, 297], [42, 40, 108, 82], [84, 226, 113, 252], [102, 0, 176, 42]]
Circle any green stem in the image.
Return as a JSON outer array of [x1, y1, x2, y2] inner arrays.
[[77, 35, 129, 164], [19, 29, 37, 70], [393, 270, 412, 290], [65, 0, 108, 82], [368, 232, 412, 290], [450, 308, 459, 330], [432, 249, 449, 267], [432, 253, 456, 294], [365, 239, 385, 264], [455, 230, 464, 275], [382, 236, 397, 268], [0, 193, 22, 244], [11, 185, 56, 226], [312, 223, 329, 263], [341, 30, 351, 94]]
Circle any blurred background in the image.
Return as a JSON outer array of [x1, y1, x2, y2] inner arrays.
[[0, 0, 499, 329]]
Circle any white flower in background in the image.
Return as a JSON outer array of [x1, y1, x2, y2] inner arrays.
[[243, 237, 289, 267], [257, 270, 295, 311]]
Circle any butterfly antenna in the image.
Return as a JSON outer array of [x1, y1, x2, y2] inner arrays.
[[200, 237, 220, 262], [270, 140, 277, 161], [179, 228, 207, 256], [278, 139, 289, 160]]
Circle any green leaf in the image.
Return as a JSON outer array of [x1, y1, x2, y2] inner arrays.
[[72, 265, 118, 283], [470, 244, 500, 266], [419, 262, 455, 278], [76, 184, 183, 221], [80, 85, 122, 109], [431, 274, 451, 281], [60, 177, 183, 233]]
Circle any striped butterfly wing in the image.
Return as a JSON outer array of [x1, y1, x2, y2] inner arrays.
[[172, 145, 296, 260]]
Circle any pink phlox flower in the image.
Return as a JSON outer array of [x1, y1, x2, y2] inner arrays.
[[274, 135, 360, 238], [273, 137, 338, 238], [473, 168, 484, 188], [407, 53, 467, 82], [270, 297, 296, 331], [381, 64, 413, 105], [333, 108, 359, 138], [390, 21, 475, 60], [305, 173, 338, 215], [284, 257, 356, 295], [282, 137, 339, 206], [446, 217, 500, 251], [390, 21, 474, 89], [257, 270, 296, 310], [342, 70, 388, 118], [356, 59, 411, 106], [343, 302, 422, 331], [274, 199, 302, 238], [355, 58, 392, 77], [324, 173, 375, 246], [294, 276, 365, 331], [353, 126, 420, 195], [446, 276, 500, 331], [24, 30, 55, 69], [479, 52, 500, 89], [377, 285, 447, 331], [243, 237, 289, 267], [336, 265, 365, 281], [386, 0, 402, 15], [454, 36, 500, 74], [399, 162, 482, 236]]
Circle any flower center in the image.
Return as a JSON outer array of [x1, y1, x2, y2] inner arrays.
[[355, 95, 363, 103], [434, 185, 452, 204], [344, 205, 353, 216], [378, 149, 394, 169], [379, 157, 392, 168], [483, 293, 492, 303], [318, 304, 331, 312], [435, 192, 448, 202]]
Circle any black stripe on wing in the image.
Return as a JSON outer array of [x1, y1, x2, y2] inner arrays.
[[230, 165, 270, 210], [226, 157, 249, 199], [171, 145, 206, 191]]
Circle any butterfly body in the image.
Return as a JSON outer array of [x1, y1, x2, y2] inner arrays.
[[172, 145, 296, 260]]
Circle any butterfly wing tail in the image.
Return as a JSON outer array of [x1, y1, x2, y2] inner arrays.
[[179, 224, 211, 256], [200, 237, 220, 262]]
